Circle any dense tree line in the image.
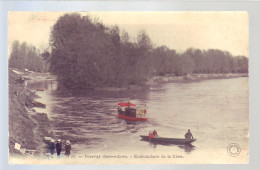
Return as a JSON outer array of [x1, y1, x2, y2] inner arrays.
[[9, 41, 47, 72], [49, 13, 248, 89], [152, 47, 248, 76]]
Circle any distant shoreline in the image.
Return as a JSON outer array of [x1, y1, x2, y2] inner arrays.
[[95, 73, 248, 91], [10, 68, 248, 91], [148, 73, 248, 85]]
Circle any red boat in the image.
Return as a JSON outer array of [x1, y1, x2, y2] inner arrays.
[[117, 102, 147, 121], [36, 88, 45, 91], [32, 100, 46, 108]]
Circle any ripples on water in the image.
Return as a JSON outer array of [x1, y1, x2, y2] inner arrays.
[[27, 78, 249, 156]]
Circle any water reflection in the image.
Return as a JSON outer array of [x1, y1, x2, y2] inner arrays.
[[178, 144, 195, 153], [140, 139, 196, 153]]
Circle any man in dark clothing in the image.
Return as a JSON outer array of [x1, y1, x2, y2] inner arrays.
[[185, 129, 194, 139], [56, 139, 62, 158], [49, 139, 55, 157]]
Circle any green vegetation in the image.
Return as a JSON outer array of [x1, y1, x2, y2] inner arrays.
[[49, 13, 248, 89], [10, 13, 248, 89], [9, 41, 48, 72], [49, 13, 153, 88]]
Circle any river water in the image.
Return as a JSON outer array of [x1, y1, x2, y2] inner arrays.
[[27, 77, 249, 163]]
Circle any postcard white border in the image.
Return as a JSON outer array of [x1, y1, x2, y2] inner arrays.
[[1, 0, 260, 170]]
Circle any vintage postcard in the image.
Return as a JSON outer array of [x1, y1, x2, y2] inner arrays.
[[8, 11, 249, 164]]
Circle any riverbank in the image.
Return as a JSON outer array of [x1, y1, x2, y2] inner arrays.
[[9, 68, 53, 158], [94, 73, 248, 91], [147, 73, 248, 87]]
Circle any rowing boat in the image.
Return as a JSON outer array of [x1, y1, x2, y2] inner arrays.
[[140, 135, 196, 144], [32, 100, 46, 108]]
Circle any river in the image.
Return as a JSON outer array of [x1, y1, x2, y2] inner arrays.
[[27, 77, 249, 163]]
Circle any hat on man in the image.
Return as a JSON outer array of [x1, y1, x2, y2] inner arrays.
[[66, 140, 70, 145]]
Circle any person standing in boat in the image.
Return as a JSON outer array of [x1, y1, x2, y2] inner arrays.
[[185, 129, 194, 139], [56, 139, 62, 158], [65, 140, 71, 158], [126, 102, 130, 116], [118, 107, 122, 114]]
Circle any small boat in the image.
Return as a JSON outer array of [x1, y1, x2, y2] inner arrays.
[[36, 88, 45, 91], [32, 100, 46, 108], [140, 135, 196, 144], [117, 102, 147, 121]]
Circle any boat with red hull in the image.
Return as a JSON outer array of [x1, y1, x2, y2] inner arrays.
[[118, 113, 147, 121], [117, 102, 147, 121]]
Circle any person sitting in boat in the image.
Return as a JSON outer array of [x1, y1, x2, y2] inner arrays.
[[129, 108, 136, 117], [118, 107, 122, 114], [148, 132, 155, 139], [125, 107, 130, 115], [185, 129, 194, 139], [152, 129, 159, 137]]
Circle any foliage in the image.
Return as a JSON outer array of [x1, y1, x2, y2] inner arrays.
[[49, 13, 248, 89], [175, 53, 194, 76], [49, 13, 152, 88], [9, 41, 46, 72]]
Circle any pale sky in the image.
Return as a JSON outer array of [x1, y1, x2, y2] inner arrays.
[[8, 11, 248, 57]]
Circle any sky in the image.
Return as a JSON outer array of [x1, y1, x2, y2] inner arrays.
[[8, 11, 248, 57]]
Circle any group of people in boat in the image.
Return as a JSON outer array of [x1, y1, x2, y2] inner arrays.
[[118, 106, 137, 117], [148, 129, 194, 139], [48, 139, 71, 158], [148, 129, 159, 139]]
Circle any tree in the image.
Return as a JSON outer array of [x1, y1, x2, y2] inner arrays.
[[137, 30, 153, 51], [121, 29, 130, 44], [9, 40, 45, 72], [150, 46, 177, 76], [235, 56, 248, 73], [50, 13, 127, 88], [175, 54, 194, 76], [41, 50, 51, 62], [184, 48, 204, 73], [9, 40, 20, 68], [49, 12, 248, 89]]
